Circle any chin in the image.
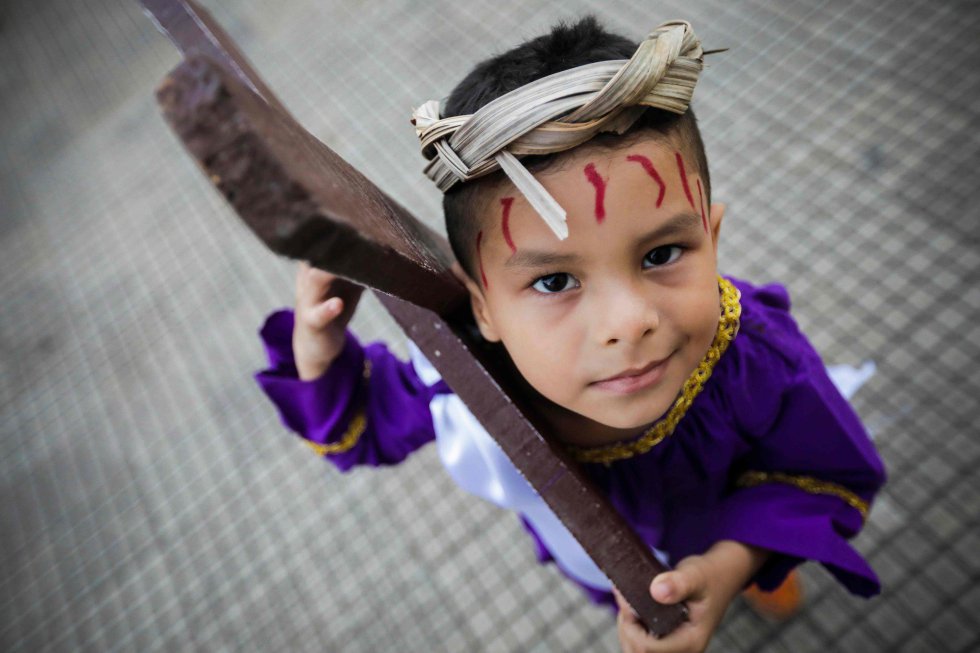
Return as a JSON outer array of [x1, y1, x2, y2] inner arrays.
[[595, 399, 675, 430], [540, 390, 671, 433], [586, 407, 660, 431], [603, 416, 659, 431]]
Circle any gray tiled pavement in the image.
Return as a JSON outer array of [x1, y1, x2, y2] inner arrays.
[[1, 0, 978, 651]]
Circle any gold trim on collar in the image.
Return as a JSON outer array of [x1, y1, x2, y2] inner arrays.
[[569, 276, 741, 464], [735, 470, 870, 521]]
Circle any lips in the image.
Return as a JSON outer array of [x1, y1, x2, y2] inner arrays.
[[590, 354, 673, 395]]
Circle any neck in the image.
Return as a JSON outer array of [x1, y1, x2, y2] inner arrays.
[[532, 393, 655, 448]]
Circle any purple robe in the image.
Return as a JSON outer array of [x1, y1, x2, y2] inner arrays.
[[255, 277, 886, 607]]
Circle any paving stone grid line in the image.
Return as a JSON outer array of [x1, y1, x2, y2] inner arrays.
[[1, 0, 978, 651]]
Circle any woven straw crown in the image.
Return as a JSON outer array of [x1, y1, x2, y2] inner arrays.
[[411, 20, 705, 239]]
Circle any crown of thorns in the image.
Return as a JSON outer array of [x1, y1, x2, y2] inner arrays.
[[411, 20, 707, 239]]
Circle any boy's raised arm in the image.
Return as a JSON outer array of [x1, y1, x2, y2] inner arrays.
[[292, 262, 363, 381]]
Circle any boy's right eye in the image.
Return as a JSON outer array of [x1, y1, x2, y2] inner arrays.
[[531, 273, 580, 294]]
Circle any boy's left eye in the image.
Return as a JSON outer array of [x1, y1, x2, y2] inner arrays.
[[642, 245, 683, 269], [531, 272, 580, 294]]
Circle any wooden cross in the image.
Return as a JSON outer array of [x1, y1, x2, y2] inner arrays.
[[142, 0, 686, 635]]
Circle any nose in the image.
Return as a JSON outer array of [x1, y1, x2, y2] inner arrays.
[[594, 282, 659, 347]]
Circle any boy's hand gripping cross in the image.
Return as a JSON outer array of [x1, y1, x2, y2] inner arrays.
[[141, 0, 687, 636]]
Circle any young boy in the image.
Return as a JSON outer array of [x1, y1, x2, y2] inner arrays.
[[256, 16, 885, 651]]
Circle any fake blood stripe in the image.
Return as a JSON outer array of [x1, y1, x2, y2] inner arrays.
[[476, 230, 488, 289], [583, 163, 607, 223], [696, 178, 708, 234], [675, 151, 695, 210], [625, 154, 666, 207], [500, 196, 517, 254]]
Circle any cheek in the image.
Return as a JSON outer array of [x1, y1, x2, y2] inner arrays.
[[686, 286, 723, 344], [498, 310, 582, 397], [662, 282, 718, 338]]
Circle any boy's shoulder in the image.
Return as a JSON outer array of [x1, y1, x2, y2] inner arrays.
[[726, 275, 809, 369], [717, 275, 841, 435]]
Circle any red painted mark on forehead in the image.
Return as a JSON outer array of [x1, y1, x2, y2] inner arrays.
[[625, 154, 666, 208], [583, 162, 607, 223], [476, 230, 488, 289], [500, 196, 517, 254], [674, 151, 695, 210], [696, 178, 708, 234]]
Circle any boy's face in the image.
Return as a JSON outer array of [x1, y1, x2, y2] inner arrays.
[[460, 138, 725, 442]]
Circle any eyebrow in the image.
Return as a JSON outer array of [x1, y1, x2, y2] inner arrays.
[[645, 211, 703, 241], [505, 250, 581, 269], [504, 212, 704, 269]]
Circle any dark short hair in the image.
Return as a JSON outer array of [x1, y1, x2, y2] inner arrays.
[[441, 15, 711, 280]]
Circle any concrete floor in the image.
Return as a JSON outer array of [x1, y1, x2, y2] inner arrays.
[[2, 0, 978, 651]]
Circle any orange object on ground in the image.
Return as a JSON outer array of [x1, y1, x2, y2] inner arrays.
[[742, 569, 804, 620]]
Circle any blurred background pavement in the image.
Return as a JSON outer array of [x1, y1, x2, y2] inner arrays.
[[2, 0, 978, 650]]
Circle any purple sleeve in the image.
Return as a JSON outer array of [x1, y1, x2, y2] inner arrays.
[[254, 309, 450, 470], [715, 281, 887, 597]]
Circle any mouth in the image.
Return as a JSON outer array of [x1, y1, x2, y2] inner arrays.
[[590, 354, 673, 395]]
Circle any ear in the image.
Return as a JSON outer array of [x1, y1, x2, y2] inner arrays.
[[708, 202, 725, 256], [450, 261, 502, 342]]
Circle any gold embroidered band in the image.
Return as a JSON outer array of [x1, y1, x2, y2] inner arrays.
[[305, 359, 372, 456], [735, 470, 870, 521]]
